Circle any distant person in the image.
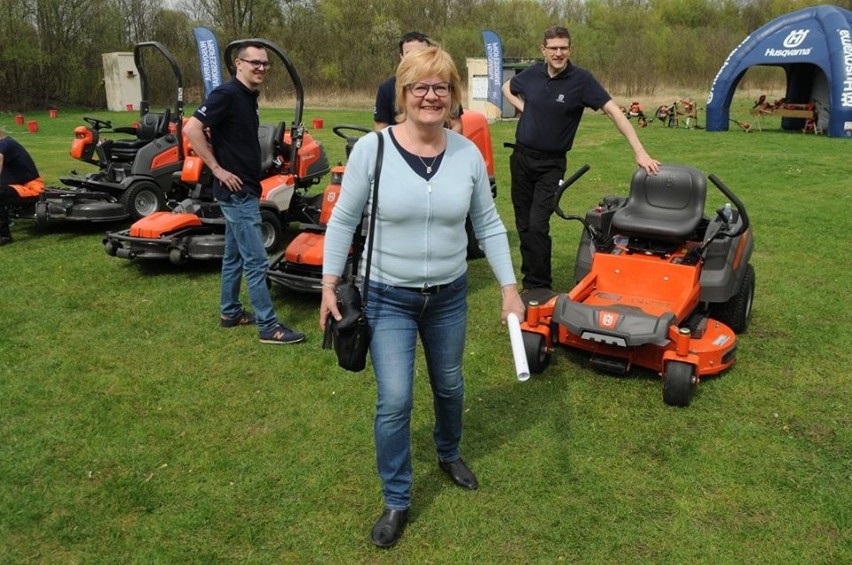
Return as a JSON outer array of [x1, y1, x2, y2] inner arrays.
[[321, 46, 525, 548], [184, 41, 305, 344], [373, 31, 463, 133], [502, 25, 660, 293], [0, 127, 45, 246]]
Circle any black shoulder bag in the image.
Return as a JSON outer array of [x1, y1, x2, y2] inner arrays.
[[322, 133, 383, 372]]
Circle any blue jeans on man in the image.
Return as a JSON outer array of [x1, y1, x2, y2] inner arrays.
[[218, 192, 277, 332], [366, 272, 469, 510]]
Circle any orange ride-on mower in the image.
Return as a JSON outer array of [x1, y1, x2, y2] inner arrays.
[[37, 41, 187, 224], [266, 125, 370, 292], [520, 164, 755, 407], [103, 38, 330, 265]]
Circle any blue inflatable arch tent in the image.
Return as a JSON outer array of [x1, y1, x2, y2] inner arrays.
[[706, 4, 852, 138]]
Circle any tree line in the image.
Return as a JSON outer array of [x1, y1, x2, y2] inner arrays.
[[1, 0, 844, 111]]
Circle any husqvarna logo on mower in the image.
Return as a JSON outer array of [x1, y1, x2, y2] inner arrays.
[[598, 311, 619, 328]]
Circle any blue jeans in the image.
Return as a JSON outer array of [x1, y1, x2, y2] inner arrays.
[[366, 272, 469, 510], [218, 192, 277, 332]]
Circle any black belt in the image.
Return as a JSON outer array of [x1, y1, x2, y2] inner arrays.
[[398, 283, 446, 295], [504, 142, 565, 160]]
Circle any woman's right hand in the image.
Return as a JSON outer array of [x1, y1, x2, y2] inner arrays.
[[319, 279, 342, 330]]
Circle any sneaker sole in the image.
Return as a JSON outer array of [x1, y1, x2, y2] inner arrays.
[[259, 336, 306, 345]]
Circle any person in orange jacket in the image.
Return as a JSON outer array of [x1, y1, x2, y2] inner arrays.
[[0, 126, 45, 245]]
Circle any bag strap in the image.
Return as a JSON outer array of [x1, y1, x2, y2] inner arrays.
[[357, 132, 383, 308]]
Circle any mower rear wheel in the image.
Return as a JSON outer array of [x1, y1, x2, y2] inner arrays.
[[522, 331, 551, 374], [711, 263, 755, 334], [121, 180, 165, 221], [260, 209, 284, 254], [663, 361, 696, 407]]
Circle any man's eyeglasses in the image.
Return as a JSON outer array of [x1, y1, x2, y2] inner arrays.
[[239, 58, 272, 70], [406, 82, 452, 98], [543, 46, 570, 53]]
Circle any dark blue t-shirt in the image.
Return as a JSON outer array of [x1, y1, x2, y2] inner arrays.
[[509, 62, 610, 153], [0, 136, 40, 186], [193, 79, 261, 200]]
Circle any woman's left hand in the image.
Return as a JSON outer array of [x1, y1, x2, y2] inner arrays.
[[500, 284, 526, 323]]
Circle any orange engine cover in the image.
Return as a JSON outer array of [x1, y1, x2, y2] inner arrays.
[[284, 231, 325, 266], [129, 212, 203, 238], [461, 110, 495, 177]]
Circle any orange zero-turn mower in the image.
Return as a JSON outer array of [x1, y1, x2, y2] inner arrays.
[[35, 41, 188, 224], [102, 38, 330, 265], [520, 164, 755, 407]]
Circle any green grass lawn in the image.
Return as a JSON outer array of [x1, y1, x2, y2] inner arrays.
[[1, 103, 849, 563]]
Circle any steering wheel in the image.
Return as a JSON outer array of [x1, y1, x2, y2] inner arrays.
[[83, 117, 113, 131], [333, 125, 372, 158]]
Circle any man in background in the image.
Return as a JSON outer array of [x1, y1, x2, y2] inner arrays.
[[0, 127, 45, 246]]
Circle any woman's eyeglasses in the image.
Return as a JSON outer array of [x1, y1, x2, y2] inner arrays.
[[406, 82, 452, 98]]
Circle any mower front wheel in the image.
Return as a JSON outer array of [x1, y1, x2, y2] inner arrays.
[[122, 180, 165, 221], [260, 209, 284, 254], [663, 361, 696, 407], [522, 331, 551, 374]]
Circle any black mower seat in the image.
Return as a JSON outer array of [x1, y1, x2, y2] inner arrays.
[[257, 125, 276, 172], [110, 111, 172, 161], [611, 164, 706, 243]]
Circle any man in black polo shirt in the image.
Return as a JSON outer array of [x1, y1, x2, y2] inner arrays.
[[184, 41, 305, 344], [502, 25, 660, 293]]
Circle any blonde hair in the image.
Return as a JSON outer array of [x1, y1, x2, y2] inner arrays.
[[394, 46, 461, 124]]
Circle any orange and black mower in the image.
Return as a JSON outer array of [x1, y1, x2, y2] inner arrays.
[[519, 164, 755, 407]]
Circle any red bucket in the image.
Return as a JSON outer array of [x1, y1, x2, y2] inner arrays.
[[15, 114, 24, 125], [27, 120, 38, 134], [312, 118, 323, 129]]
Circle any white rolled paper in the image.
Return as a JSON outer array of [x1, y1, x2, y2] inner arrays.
[[507, 313, 530, 382]]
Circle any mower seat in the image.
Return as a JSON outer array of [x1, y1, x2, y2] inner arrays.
[[110, 111, 172, 162], [258, 125, 276, 172], [611, 164, 706, 243]]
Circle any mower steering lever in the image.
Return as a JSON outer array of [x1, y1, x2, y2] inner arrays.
[[709, 174, 750, 237], [553, 164, 591, 221]]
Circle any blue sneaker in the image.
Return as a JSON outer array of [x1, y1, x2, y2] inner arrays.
[[220, 309, 256, 328], [259, 323, 306, 345]]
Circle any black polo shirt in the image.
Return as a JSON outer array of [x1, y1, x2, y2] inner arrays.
[[509, 61, 610, 153], [193, 79, 262, 200], [0, 136, 40, 186]]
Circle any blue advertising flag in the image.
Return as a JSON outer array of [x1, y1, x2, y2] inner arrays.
[[481, 30, 503, 112], [193, 26, 223, 99]]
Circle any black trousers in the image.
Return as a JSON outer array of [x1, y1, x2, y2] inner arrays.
[[0, 186, 21, 238], [509, 149, 567, 289]]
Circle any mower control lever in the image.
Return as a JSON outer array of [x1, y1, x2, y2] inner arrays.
[[554, 164, 591, 221], [709, 174, 750, 237]]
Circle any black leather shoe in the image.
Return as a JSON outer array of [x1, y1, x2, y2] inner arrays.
[[370, 508, 409, 548], [439, 458, 479, 490]]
